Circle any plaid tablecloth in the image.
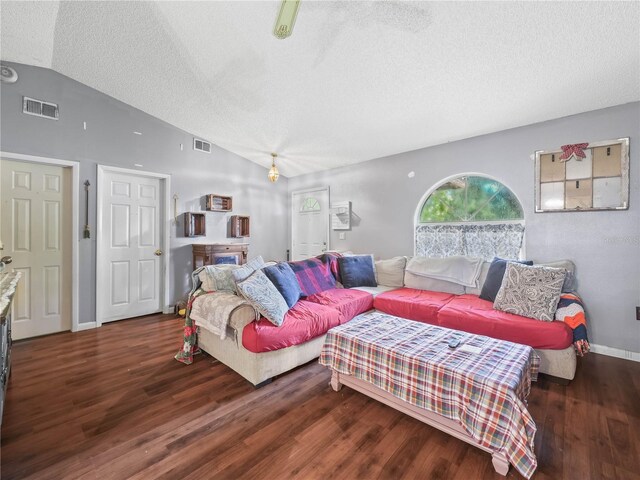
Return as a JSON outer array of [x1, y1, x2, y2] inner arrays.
[[319, 311, 540, 479]]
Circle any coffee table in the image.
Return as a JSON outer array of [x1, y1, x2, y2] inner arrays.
[[319, 311, 540, 479]]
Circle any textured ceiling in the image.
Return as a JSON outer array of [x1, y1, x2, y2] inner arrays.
[[1, 1, 639, 177]]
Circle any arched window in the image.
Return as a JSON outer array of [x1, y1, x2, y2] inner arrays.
[[415, 175, 525, 260]]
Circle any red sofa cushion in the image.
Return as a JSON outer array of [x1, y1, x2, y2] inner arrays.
[[374, 288, 456, 325], [306, 288, 373, 321], [242, 299, 344, 353], [437, 294, 572, 349]]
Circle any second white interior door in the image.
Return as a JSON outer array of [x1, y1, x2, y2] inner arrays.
[[98, 169, 163, 323]]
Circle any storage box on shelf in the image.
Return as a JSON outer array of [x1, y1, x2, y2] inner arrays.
[[205, 194, 233, 212], [230, 215, 250, 238], [184, 212, 206, 237]]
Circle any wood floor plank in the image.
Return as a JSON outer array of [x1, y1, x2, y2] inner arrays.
[[2, 313, 639, 480]]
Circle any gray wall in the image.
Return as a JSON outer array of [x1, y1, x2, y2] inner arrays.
[[2, 61, 638, 352], [1, 62, 289, 325], [289, 102, 640, 353]]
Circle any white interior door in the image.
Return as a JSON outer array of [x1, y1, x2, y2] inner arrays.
[[98, 169, 163, 323], [0, 159, 71, 339], [291, 187, 329, 261]]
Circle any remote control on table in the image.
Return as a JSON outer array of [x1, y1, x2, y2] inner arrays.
[[448, 337, 461, 349]]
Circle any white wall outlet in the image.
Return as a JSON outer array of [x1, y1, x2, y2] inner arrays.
[[339, 232, 345, 240]]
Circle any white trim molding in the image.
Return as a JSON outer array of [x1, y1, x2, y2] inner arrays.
[[163, 305, 175, 315], [75, 322, 98, 332], [1, 151, 81, 333], [96, 164, 172, 326], [590, 344, 640, 363]]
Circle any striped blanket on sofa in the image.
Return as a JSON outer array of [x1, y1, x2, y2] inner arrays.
[[555, 293, 590, 356]]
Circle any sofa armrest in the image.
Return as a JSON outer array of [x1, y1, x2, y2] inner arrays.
[[189, 267, 206, 297], [229, 304, 259, 332]]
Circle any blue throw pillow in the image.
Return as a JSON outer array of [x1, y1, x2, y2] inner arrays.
[[263, 262, 303, 308], [479, 257, 533, 302], [338, 255, 377, 289]]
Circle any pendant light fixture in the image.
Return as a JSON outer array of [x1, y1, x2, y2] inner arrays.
[[268, 153, 280, 183], [273, 0, 301, 39]]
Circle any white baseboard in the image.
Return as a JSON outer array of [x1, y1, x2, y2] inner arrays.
[[590, 343, 640, 362], [71, 308, 175, 333], [74, 321, 97, 332]]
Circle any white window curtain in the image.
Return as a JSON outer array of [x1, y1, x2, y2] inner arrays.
[[415, 223, 525, 260]]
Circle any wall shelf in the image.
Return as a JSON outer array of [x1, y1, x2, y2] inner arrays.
[[230, 215, 250, 238], [184, 212, 206, 237], [205, 194, 233, 212]]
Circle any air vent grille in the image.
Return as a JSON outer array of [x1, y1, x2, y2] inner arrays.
[[23, 96, 59, 120], [194, 138, 211, 153]]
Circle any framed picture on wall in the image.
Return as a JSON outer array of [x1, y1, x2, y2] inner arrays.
[[534, 137, 630, 212]]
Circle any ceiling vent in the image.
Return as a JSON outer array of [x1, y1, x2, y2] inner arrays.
[[23, 96, 59, 120], [193, 138, 211, 153]]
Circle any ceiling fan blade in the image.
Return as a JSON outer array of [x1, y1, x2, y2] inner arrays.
[[274, 0, 301, 39]]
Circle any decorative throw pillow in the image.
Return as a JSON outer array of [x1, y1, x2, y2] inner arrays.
[[338, 255, 377, 289], [493, 263, 566, 321], [479, 257, 533, 302], [236, 269, 289, 327], [375, 256, 406, 288], [232, 256, 265, 283], [288, 257, 337, 296], [198, 264, 241, 293], [263, 262, 303, 308]]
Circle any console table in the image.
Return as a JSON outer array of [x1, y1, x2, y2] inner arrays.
[[191, 243, 249, 269], [1, 271, 21, 427]]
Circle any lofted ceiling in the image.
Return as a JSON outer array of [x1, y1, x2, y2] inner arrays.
[[1, 1, 639, 177]]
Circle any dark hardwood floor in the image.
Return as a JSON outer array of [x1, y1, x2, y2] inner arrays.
[[1, 314, 639, 480]]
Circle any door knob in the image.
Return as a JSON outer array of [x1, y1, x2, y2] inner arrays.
[[154, 249, 163, 256]]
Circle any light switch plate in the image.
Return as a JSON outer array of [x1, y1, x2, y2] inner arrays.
[[339, 232, 345, 240]]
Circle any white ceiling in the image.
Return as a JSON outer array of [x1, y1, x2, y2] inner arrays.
[[1, 1, 639, 177]]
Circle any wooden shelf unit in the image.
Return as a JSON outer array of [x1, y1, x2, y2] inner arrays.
[[192, 243, 249, 268], [230, 215, 250, 238], [184, 212, 206, 237], [205, 194, 233, 212]]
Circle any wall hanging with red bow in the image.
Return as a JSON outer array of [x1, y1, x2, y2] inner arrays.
[[534, 138, 630, 213]]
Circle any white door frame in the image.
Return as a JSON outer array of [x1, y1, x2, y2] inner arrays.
[[96, 164, 171, 327], [290, 186, 330, 259], [0, 151, 81, 332]]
